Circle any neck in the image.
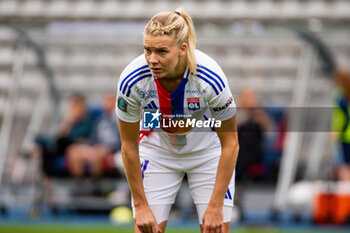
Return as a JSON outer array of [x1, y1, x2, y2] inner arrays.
[[168, 58, 187, 80], [158, 65, 186, 93]]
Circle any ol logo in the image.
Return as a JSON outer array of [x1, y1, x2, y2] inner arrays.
[[143, 110, 161, 129], [187, 98, 200, 111]]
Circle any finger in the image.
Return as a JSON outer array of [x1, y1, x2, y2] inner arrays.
[[152, 224, 161, 233], [220, 224, 224, 233], [203, 224, 209, 233], [146, 224, 153, 233], [213, 223, 221, 233], [137, 225, 145, 233], [155, 225, 162, 233], [152, 223, 159, 233], [139, 225, 147, 233], [143, 224, 151, 233]]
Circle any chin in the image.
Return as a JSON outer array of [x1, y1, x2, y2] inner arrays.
[[153, 73, 166, 79]]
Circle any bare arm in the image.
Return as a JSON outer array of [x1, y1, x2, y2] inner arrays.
[[202, 115, 239, 233], [209, 115, 239, 207], [118, 119, 160, 233], [334, 69, 350, 100], [118, 119, 146, 206]]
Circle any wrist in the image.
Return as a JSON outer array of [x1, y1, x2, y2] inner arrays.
[[133, 199, 148, 209], [208, 200, 223, 208]]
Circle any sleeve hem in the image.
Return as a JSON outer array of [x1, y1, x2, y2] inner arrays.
[[117, 117, 140, 123], [216, 110, 236, 122]]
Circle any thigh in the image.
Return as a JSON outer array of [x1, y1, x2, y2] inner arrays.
[[187, 154, 235, 223], [67, 144, 90, 159], [133, 204, 171, 227], [187, 156, 235, 205], [132, 155, 184, 223], [140, 156, 184, 205]]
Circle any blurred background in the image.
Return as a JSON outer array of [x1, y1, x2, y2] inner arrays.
[[1, 0, 350, 232]]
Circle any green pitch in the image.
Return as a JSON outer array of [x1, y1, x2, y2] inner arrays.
[[0, 224, 349, 233]]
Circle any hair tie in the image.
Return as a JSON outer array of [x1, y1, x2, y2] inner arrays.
[[174, 11, 181, 16]]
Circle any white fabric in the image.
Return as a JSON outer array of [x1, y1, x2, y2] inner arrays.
[[116, 49, 236, 156], [196, 204, 232, 224], [130, 150, 235, 224], [132, 204, 172, 224]]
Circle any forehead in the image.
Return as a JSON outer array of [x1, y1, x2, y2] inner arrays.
[[143, 34, 175, 48]]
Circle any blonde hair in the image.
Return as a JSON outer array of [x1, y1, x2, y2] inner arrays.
[[144, 8, 197, 74]]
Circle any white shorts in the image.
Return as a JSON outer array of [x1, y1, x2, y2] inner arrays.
[[132, 149, 235, 224]]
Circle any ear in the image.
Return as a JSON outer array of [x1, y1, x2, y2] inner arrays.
[[179, 43, 187, 56]]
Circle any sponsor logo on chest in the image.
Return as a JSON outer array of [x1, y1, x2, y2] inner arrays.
[[186, 89, 202, 95], [140, 90, 157, 101]]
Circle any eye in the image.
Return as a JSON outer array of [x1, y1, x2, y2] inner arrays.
[[144, 47, 151, 54], [158, 49, 168, 55]]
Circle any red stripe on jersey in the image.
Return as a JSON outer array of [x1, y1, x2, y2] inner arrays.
[[154, 78, 172, 119]]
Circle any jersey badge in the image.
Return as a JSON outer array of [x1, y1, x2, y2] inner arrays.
[[187, 98, 200, 111], [118, 96, 128, 112]]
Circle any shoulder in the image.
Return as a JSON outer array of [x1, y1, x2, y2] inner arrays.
[[120, 54, 150, 79], [195, 50, 224, 74], [118, 54, 152, 97], [194, 50, 227, 96]]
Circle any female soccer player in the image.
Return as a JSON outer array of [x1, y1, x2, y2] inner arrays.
[[116, 8, 239, 233]]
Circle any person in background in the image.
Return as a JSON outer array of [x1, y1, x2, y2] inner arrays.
[[235, 87, 272, 183], [234, 87, 272, 222], [66, 93, 121, 178], [332, 69, 350, 181], [35, 93, 97, 178], [33, 93, 98, 204]]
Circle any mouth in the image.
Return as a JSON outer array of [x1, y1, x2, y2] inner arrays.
[[151, 68, 162, 73]]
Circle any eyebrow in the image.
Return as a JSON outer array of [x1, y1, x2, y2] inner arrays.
[[144, 45, 169, 50]]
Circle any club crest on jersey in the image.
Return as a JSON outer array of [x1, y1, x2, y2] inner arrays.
[[187, 98, 200, 111]]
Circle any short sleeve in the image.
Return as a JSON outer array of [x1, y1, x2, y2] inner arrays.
[[195, 50, 236, 121], [116, 73, 141, 123], [209, 85, 236, 121]]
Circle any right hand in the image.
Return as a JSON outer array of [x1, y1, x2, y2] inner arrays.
[[135, 205, 161, 233]]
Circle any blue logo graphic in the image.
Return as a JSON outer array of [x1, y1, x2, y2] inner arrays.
[[140, 90, 157, 100], [144, 100, 158, 110], [143, 110, 161, 129], [141, 160, 149, 179], [225, 188, 232, 200]]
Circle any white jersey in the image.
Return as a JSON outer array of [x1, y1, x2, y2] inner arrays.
[[116, 49, 236, 156]]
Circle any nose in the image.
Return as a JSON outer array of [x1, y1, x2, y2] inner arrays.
[[148, 53, 158, 64]]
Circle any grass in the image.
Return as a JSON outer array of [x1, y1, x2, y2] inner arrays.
[[0, 224, 350, 233]]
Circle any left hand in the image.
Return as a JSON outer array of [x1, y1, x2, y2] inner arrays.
[[202, 205, 223, 233]]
